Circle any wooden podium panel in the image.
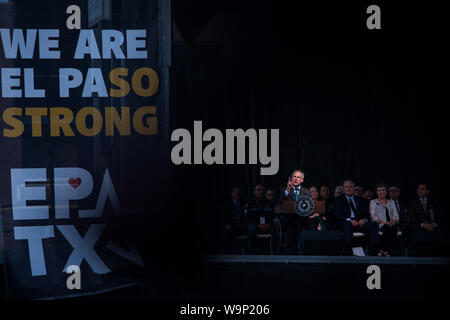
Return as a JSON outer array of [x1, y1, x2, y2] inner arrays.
[[281, 200, 296, 214], [279, 200, 325, 214]]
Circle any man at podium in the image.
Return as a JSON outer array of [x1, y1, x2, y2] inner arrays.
[[279, 170, 312, 254]]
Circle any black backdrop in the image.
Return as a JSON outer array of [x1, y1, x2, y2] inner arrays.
[[167, 0, 450, 261], [0, 0, 448, 300]]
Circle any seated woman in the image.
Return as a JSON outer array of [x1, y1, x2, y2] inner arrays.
[[369, 183, 399, 256], [308, 185, 327, 230]]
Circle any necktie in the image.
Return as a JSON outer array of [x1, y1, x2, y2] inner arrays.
[[234, 201, 241, 220], [421, 197, 433, 222], [421, 197, 427, 211], [395, 201, 400, 213], [294, 187, 299, 200], [348, 198, 357, 218], [384, 206, 391, 222]]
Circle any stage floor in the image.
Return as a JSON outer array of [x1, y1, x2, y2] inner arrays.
[[184, 254, 450, 300], [204, 254, 450, 264]]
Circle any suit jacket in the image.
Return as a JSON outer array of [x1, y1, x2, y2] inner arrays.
[[221, 199, 245, 227], [391, 199, 408, 232], [408, 196, 440, 232], [279, 185, 312, 202], [333, 194, 370, 222], [246, 197, 275, 225]]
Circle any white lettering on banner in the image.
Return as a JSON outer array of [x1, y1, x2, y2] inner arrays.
[[11, 168, 49, 220], [9, 167, 143, 277], [14, 226, 54, 276], [54, 167, 94, 219], [0, 28, 148, 60], [0, 29, 38, 59], [57, 224, 111, 274], [106, 241, 144, 267], [1, 68, 46, 98], [81, 68, 108, 97], [73, 29, 147, 59], [38, 29, 60, 59], [79, 168, 121, 218], [1, 68, 21, 98]]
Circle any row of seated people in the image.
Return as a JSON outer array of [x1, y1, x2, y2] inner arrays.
[[221, 170, 441, 256]]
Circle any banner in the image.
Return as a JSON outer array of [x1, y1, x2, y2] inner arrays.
[[0, 0, 169, 299]]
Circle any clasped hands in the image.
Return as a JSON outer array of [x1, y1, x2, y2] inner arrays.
[[377, 220, 396, 227], [351, 219, 367, 227]]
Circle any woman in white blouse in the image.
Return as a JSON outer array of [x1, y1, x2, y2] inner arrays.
[[369, 183, 399, 256]]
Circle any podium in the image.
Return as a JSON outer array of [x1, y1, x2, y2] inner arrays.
[[280, 200, 296, 214], [279, 200, 325, 214]]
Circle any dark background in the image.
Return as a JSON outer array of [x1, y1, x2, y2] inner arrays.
[[168, 0, 450, 261], [1, 0, 449, 300]]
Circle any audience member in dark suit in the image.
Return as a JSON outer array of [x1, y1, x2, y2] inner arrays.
[[279, 170, 312, 254], [221, 187, 246, 253], [265, 188, 280, 207], [408, 184, 440, 233], [388, 185, 409, 236], [246, 184, 275, 252], [319, 185, 330, 202], [322, 185, 344, 230], [309, 185, 327, 230], [319, 185, 335, 229], [354, 185, 363, 198], [363, 188, 375, 200], [334, 180, 380, 256]]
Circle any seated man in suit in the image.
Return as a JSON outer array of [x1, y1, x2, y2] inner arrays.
[[334, 179, 380, 256], [354, 185, 364, 198], [388, 185, 409, 236], [221, 187, 246, 253], [279, 170, 312, 254], [408, 184, 440, 233], [246, 184, 275, 252], [319, 185, 336, 229], [266, 188, 280, 207]]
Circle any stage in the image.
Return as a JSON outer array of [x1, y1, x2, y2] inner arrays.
[[1, 254, 449, 300], [175, 255, 450, 300]]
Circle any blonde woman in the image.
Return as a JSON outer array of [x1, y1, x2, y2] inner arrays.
[[369, 183, 399, 256]]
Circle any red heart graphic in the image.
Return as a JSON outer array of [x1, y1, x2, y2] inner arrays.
[[68, 177, 82, 189]]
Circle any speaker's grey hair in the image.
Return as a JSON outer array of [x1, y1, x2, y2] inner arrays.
[[291, 170, 304, 179]]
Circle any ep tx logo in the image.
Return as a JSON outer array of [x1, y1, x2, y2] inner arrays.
[[10, 167, 144, 277]]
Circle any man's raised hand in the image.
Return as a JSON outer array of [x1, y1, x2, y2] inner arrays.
[[286, 177, 293, 192]]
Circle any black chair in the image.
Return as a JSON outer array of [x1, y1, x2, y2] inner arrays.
[[301, 230, 343, 255]]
